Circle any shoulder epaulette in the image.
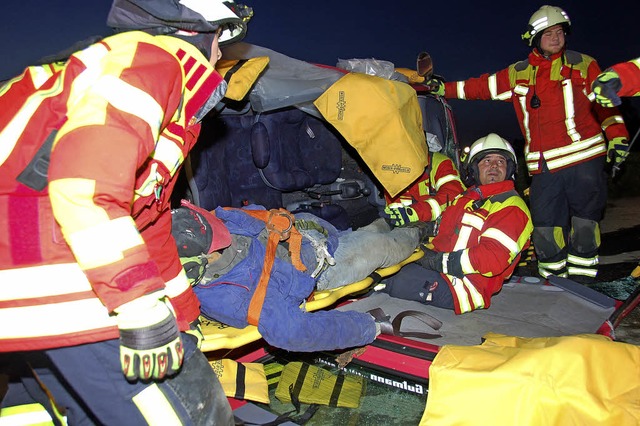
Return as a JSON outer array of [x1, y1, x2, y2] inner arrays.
[[514, 59, 530, 72], [489, 190, 519, 204], [564, 50, 583, 66]]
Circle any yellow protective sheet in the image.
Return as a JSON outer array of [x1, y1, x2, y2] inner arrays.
[[313, 72, 428, 198], [421, 332, 640, 425]]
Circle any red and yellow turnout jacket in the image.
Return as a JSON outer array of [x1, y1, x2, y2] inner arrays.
[[0, 31, 226, 352], [432, 180, 533, 314], [443, 49, 629, 174]]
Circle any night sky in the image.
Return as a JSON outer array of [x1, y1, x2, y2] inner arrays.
[[2, 0, 639, 146]]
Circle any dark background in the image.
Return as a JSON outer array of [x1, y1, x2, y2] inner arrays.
[[2, 0, 639, 147]]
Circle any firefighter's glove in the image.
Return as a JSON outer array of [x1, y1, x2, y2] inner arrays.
[[426, 78, 445, 96], [607, 137, 629, 166], [381, 205, 420, 227], [115, 293, 184, 382], [417, 246, 465, 278], [592, 69, 622, 107]]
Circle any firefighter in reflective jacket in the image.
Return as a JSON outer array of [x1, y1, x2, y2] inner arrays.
[[0, 1, 252, 424], [381, 151, 465, 226], [592, 57, 640, 107], [383, 134, 533, 314], [427, 6, 630, 282]]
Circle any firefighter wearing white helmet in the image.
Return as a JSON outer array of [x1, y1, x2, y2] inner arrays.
[[466, 133, 518, 185], [425, 5, 629, 282], [521, 5, 571, 49], [0, 1, 254, 424], [383, 133, 533, 314]]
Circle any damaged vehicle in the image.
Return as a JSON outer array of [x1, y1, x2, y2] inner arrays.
[[169, 43, 639, 425]]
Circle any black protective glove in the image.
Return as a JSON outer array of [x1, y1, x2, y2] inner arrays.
[[180, 255, 208, 286], [591, 69, 622, 108], [185, 318, 204, 349], [417, 246, 465, 278], [606, 137, 630, 167]]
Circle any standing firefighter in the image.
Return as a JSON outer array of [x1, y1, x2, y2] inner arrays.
[[0, 1, 252, 424], [427, 5, 630, 283]]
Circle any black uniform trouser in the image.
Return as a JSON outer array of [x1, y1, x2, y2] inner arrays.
[[0, 334, 233, 426], [529, 157, 607, 278]]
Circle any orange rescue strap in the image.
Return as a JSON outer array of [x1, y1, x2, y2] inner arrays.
[[232, 208, 306, 326]]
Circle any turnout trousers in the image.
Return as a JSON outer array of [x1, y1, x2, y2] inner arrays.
[[529, 157, 607, 280], [0, 334, 233, 425]]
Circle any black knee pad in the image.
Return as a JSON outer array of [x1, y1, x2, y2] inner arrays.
[[532, 226, 565, 261], [569, 217, 600, 254]]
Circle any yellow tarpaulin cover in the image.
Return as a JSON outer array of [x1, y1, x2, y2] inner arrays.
[[314, 72, 428, 198], [209, 359, 270, 404], [421, 333, 640, 425]]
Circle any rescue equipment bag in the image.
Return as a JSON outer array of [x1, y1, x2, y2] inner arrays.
[[275, 362, 365, 409], [209, 358, 270, 404]]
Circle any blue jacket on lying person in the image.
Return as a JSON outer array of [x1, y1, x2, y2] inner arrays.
[[173, 203, 378, 352]]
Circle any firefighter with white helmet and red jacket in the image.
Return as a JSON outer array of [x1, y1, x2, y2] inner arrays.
[[427, 5, 630, 283], [383, 134, 533, 314], [0, 0, 252, 424]]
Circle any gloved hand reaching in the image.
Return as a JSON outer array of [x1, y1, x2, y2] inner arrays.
[[115, 293, 184, 381], [591, 69, 622, 107], [381, 205, 420, 227], [426, 78, 445, 96], [607, 137, 629, 166]]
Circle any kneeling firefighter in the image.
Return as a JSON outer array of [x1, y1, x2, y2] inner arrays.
[[383, 134, 533, 314]]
